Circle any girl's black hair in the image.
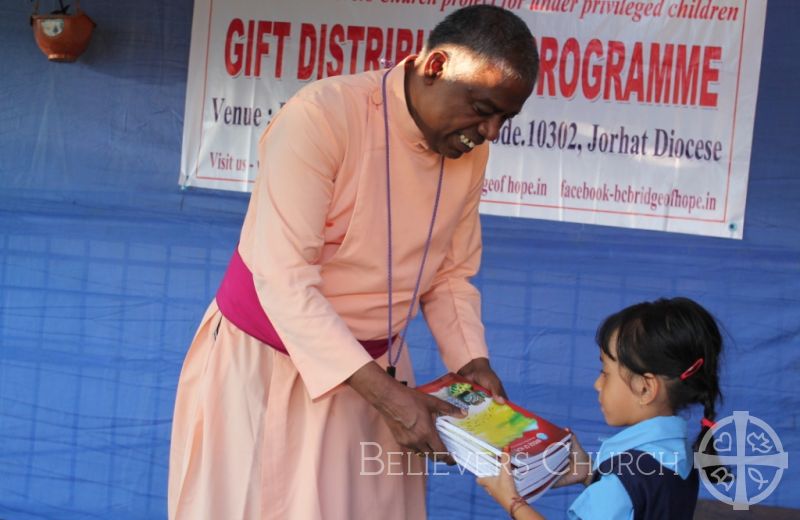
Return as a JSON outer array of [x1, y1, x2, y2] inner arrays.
[[596, 297, 726, 481]]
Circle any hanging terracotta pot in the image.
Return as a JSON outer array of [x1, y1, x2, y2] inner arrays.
[[31, 0, 96, 62]]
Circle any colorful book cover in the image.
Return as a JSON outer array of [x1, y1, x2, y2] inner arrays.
[[418, 373, 570, 461]]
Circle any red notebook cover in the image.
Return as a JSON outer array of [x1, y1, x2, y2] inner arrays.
[[418, 373, 570, 461]]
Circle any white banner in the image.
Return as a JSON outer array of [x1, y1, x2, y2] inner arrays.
[[179, 0, 766, 239]]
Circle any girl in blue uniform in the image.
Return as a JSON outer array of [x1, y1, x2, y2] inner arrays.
[[478, 297, 725, 519]]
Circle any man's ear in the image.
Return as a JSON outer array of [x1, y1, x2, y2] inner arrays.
[[637, 373, 661, 406], [422, 50, 448, 84]]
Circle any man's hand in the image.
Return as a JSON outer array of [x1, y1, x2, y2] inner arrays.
[[347, 362, 465, 463], [457, 357, 508, 404]]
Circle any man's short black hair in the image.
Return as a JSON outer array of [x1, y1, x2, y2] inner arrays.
[[428, 5, 539, 84]]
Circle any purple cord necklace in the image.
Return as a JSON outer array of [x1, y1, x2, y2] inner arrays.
[[381, 66, 445, 379]]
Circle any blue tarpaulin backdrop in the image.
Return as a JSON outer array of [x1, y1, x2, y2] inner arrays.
[[1, 1, 798, 518]]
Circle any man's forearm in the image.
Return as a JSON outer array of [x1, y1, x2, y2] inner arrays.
[[347, 361, 392, 405], [346, 362, 422, 431]]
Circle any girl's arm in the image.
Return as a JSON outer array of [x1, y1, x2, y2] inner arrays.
[[477, 432, 593, 519], [476, 455, 545, 520]]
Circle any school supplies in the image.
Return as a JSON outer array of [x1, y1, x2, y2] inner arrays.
[[418, 373, 572, 501]]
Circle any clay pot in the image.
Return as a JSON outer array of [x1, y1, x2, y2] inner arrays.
[[31, 4, 96, 62]]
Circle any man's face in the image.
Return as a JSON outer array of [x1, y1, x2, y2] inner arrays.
[[411, 52, 534, 159]]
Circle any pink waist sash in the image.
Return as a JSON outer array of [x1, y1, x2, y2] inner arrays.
[[215, 248, 391, 359]]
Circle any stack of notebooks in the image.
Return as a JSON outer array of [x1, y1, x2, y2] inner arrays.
[[418, 373, 572, 503]]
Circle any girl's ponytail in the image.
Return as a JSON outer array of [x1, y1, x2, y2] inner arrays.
[[694, 391, 733, 484]]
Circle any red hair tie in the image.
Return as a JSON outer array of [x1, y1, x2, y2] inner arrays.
[[679, 358, 704, 380], [701, 417, 716, 429]]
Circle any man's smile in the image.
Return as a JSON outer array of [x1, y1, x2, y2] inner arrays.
[[459, 133, 476, 149]]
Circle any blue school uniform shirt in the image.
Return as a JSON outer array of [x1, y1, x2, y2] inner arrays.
[[567, 416, 695, 520]]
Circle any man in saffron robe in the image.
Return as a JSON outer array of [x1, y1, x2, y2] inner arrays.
[[169, 6, 540, 519]]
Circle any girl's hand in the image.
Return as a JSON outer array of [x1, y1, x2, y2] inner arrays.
[[476, 451, 520, 512], [477, 452, 546, 519], [553, 430, 593, 488]]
